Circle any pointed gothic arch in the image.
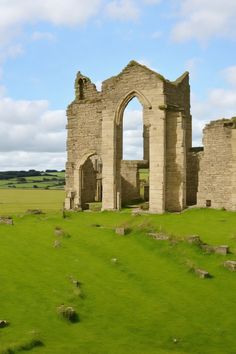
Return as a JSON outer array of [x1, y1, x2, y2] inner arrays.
[[115, 90, 152, 125]]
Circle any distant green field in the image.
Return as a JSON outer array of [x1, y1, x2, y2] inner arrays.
[[0, 172, 65, 190], [1, 190, 236, 354]]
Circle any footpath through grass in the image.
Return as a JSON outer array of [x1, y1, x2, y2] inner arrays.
[[0, 190, 236, 353]]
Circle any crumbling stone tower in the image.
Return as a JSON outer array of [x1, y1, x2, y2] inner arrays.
[[65, 61, 192, 213]]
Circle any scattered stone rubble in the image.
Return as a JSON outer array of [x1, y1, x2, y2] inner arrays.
[[195, 268, 210, 279], [0, 217, 13, 225], [187, 235, 230, 255], [148, 232, 169, 240], [224, 260, 236, 271], [115, 228, 126, 236]]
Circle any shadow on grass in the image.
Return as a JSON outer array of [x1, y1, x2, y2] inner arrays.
[[1, 339, 44, 354]]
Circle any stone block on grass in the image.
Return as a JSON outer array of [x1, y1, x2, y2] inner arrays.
[[187, 235, 202, 245], [53, 240, 61, 248], [195, 268, 210, 279], [200, 244, 215, 253], [148, 232, 169, 240], [214, 245, 229, 255], [57, 305, 78, 322], [115, 228, 126, 236], [0, 217, 13, 225], [224, 260, 236, 271], [54, 227, 65, 237]]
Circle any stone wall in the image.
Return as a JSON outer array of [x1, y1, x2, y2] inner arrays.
[[65, 72, 102, 209], [164, 74, 192, 152], [165, 111, 186, 211], [197, 119, 236, 210], [120, 161, 141, 205]]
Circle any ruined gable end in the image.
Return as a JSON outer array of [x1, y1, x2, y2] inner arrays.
[[65, 61, 192, 213]]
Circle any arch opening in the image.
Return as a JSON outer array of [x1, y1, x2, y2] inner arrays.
[[123, 97, 143, 160], [116, 95, 150, 209], [79, 154, 102, 210]]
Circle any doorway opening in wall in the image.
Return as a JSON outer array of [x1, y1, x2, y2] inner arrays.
[[121, 97, 149, 210], [80, 154, 102, 211]]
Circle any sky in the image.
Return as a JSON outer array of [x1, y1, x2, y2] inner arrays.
[[0, 0, 236, 170]]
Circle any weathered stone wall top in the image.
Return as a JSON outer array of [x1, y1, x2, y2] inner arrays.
[[101, 61, 167, 114], [102, 61, 165, 89], [74, 72, 100, 102], [164, 72, 192, 151], [203, 118, 236, 131], [163, 74, 190, 119]]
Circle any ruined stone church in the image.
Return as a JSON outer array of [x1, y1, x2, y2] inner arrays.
[[64, 61, 236, 213]]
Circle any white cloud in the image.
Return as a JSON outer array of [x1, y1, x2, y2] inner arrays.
[[0, 151, 66, 171], [0, 0, 152, 45], [0, 97, 49, 124], [0, 43, 24, 78], [0, 0, 103, 65], [0, 43, 24, 65], [5, 43, 24, 58], [40, 110, 66, 132], [31, 31, 55, 41], [0, 0, 102, 39], [123, 109, 142, 130], [191, 87, 236, 146], [171, 0, 236, 42], [0, 85, 6, 97], [0, 97, 66, 153], [185, 57, 202, 77], [222, 65, 236, 86], [209, 89, 236, 109], [143, 0, 161, 4], [95, 81, 102, 91], [0, 0, 162, 73], [106, 0, 140, 21], [151, 31, 162, 39], [0, 93, 67, 169], [123, 109, 143, 159]]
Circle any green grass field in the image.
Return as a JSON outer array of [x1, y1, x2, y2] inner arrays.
[[1, 190, 236, 353], [0, 189, 65, 214]]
